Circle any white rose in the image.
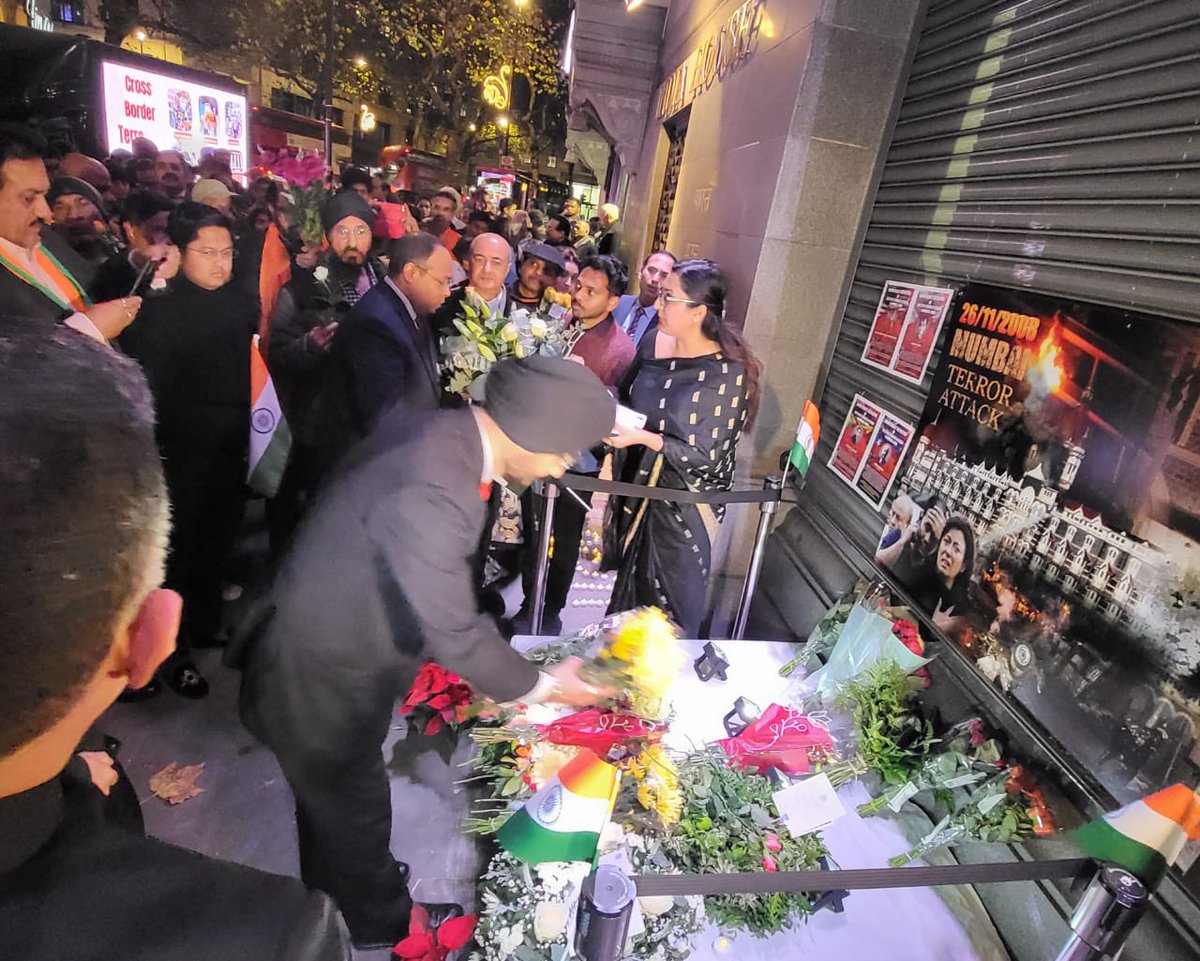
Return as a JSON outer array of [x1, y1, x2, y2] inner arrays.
[[529, 316, 549, 339], [500, 322, 519, 342], [533, 901, 569, 943], [598, 821, 626, 855], [638, 895, 675, 918], [313, 265, 329, 283]]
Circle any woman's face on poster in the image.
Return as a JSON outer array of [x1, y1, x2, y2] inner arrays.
[[937, 527, 967, 582]]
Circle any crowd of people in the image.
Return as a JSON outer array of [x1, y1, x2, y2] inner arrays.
[[0, 119, 762, 954]]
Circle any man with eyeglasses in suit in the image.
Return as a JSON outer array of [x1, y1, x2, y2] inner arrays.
[[267, 192, 387, 538]]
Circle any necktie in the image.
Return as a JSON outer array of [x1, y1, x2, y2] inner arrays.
[[628, 306, 647, 342]]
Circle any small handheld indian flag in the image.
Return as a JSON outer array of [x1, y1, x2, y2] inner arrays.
[[788, 401, 821, 477], [248, 335, 292, 498], [1075, 783, 1200, 889], [498, 749, 620, 865]]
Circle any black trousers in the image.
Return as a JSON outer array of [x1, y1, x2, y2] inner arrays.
[[268, 708, 410, 943], [520, 475, 595, 618]]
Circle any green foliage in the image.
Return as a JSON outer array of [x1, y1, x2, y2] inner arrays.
[[837, 661, 936, 786], [661, 753, 828, 937]]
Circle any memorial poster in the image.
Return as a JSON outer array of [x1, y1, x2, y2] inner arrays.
[[861, 281, 915, 370], [855, 412, 915, 509], [872, 282, 1200, 806], [828, 394, 881, 484]]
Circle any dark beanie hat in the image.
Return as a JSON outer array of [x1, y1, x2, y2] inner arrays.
[[321, 191, 376, 233], [483, 356, 616, 454], [47, 176, 106, 215]]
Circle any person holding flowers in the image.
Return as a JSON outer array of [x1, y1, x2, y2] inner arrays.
[[513, 255, 635, 635], [604, 259, 761, 637]]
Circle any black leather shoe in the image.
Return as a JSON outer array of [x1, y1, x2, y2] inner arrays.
[[417, 901, 465, 931], [117, 679, 161, 703], [165, 662, 209, 699]]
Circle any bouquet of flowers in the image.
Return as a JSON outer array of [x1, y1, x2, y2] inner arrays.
[[442, 289, 583, 399], [584, 607, 686, 720], [465, 708, 683, 835], [254, 149, 327, 246], [400, 662, 475, 735], [662, 752, 830, 936]]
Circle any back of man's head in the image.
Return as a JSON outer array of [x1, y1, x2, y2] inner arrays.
[[0, 326, 169, 758], [0, 123, 47, 177]]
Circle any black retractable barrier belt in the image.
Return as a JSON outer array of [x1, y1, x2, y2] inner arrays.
[[631, 858, 1091, 896], [548, 474, 783, 505]]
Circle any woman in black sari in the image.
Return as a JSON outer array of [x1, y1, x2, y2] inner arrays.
[[603, 260, 760, 636]]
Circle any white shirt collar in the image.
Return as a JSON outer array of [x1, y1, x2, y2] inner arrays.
[[469, 286, 506, 316], [0, 236, 37, 265], [470, 406, 499, 485], [384, 275, 419, 326]]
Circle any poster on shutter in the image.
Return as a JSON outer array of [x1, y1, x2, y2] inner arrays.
[[873, 281, 1200, 810], [861, 281, 916, 370], [892, 285, 954, 384], [828, 394, 882, 484], [855, 412, 915, 509]]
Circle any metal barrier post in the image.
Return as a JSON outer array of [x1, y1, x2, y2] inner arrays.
[[1053, 865, 1150, 961], [530, 481, 558, 636], [731, 474, 783, 640]]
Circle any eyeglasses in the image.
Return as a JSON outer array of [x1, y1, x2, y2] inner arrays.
[[413, 262, 453, 289], [187, 245, 234, 261], [332, 224, 370, 239], [656, 291, 701, 307]]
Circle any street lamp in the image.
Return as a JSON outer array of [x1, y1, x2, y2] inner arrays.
[[497, 116, 510, 157], [354, 55, 367, 68], [134, 28, 147, 53]]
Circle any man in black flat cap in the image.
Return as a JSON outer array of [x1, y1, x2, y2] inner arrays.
[[510, 240, 565, 309], [267, 191, 387, 543], [231, 356, 618, 950]]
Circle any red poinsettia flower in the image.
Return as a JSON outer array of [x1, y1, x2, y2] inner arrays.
[[393, 905, 476, 961]]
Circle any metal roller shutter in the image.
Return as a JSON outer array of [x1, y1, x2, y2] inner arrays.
[[807, 0, 1200, 560]]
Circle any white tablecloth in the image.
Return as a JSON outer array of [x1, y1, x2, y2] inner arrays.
[[513, 636, 1000, 961]]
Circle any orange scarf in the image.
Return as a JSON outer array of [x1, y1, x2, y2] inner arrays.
[[0, 243, 90, 312]]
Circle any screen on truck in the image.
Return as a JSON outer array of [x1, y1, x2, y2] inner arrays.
[[101, 60, 247, 174]]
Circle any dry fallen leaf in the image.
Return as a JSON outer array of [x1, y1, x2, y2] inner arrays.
[[148, 762, 206, 805]]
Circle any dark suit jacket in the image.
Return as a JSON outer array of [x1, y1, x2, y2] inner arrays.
[[322, 279, 442, 463], [430, 285, 511, 337], [0, 762, 349, 960], [234, 407, 540, 759], [0, 232, 95, 327]]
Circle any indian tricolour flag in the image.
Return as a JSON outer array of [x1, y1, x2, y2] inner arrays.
[[788, 400, 821, 477], [498, 749, 620, 865], [1075, 783, 1200, 889], [248, 335, 292, 498]]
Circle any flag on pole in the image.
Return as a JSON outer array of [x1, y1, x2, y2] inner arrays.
[[1074, 783, 1200, 889], [248, 335, 292, 498], [498, 749, 620, 864], [789, 401, 821, 476]]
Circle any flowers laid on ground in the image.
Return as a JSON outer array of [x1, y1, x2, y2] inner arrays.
[[254, 149, 326, 246], [662, 752, 830, 937], [442, 289, 584, 399], [400, 662, 475, 735], [404, 600, 1059, 960]]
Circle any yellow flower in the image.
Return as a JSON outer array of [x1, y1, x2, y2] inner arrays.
[[500, 322, 519, 342], [478, 343, 497, 362]]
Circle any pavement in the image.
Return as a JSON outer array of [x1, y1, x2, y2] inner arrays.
[[97, 503, 616, 959]]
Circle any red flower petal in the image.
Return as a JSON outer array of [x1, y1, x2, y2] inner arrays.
[[429, 693, 453, 710], [392, 932, 436, 960], [438, 915, 477, 951], [424, 714, 444, 735]]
